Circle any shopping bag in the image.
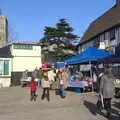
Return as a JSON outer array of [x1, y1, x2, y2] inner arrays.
[[97, 94, 104, 110]]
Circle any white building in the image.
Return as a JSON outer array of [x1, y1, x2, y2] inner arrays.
[[0, 42, 42, 87]]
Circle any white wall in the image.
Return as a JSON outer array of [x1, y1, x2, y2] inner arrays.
[[11, 45, 42, 71], [12, 45, 41, 57], [0, 77, 11, 87], [12, 57, 41, 71]]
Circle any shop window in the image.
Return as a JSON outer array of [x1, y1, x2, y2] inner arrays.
[[110, 29, 115, 41], [103, 33, 107, 40]]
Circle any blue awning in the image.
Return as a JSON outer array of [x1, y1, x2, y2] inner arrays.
[[65, 47, 112, 65], [56, 62, 65, 68]]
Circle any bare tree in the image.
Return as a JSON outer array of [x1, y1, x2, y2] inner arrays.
[[8, 25, 19, 42], [0, 9, 2, 15]]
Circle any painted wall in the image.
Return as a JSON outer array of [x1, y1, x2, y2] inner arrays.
[[12, 45, 41, 57], [11, 45, 42, 71], [0, 77, 11, 87], [12, 57, 41, 71]]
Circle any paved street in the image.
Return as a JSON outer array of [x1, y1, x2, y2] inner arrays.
[[0, 87, 119, 120]]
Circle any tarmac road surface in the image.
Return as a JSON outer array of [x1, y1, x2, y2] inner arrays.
[[0, 87, 119, 120]]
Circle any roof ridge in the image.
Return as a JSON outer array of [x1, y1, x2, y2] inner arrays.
[[79, 4, 120, 45]]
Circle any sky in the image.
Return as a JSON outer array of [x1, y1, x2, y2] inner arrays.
[[0, 0, 115, 42]]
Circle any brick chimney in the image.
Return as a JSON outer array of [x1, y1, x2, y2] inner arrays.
[[116, 0, 120, 6]]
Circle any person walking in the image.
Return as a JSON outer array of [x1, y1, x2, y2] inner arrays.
[[59, 68, 68, 98], [41, 71, 50, 102], [27, 77, 38, 101], [48, 68, 56, 89], [99, 68, 115, 118], [55, 69, 61, 95]]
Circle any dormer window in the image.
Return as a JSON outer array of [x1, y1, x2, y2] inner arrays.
[[110, 29, 115, 41]]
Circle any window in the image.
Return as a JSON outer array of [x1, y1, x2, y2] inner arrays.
[[0, 61, 4, 75], [93, 37, 100, 48], [110, 29, 115, 40], [103, 33, 107, 40], [4, 60, 9, 75], [0, 60, 9, 75], [14, 44, 33, 49]]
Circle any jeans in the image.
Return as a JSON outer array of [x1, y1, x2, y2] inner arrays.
[[60, 84, 65, 97]]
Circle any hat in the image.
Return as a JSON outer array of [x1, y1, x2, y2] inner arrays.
[[43, 71, 48, 77]]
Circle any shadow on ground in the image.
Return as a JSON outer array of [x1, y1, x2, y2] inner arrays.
[[83, 100, 120, 120], [113, 101, 120, 109]]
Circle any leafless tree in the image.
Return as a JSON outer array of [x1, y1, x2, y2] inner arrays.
[[0, 9, 2, 15], [8, 25, 19, 42]]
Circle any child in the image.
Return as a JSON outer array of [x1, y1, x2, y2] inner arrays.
[[27, 77, 37, 101]]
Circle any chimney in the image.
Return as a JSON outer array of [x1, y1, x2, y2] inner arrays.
[[116, 0, 120, 6]]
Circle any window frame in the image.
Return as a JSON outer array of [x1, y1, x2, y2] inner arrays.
[[13, 44, 33, 50], [0, 60, 9, 76], [110, 29, 116, 41]]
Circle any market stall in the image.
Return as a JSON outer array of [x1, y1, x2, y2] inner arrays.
[[67, 68, 93, 92], [65, 47, 112, 65], [65, 47, 112, 91]]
